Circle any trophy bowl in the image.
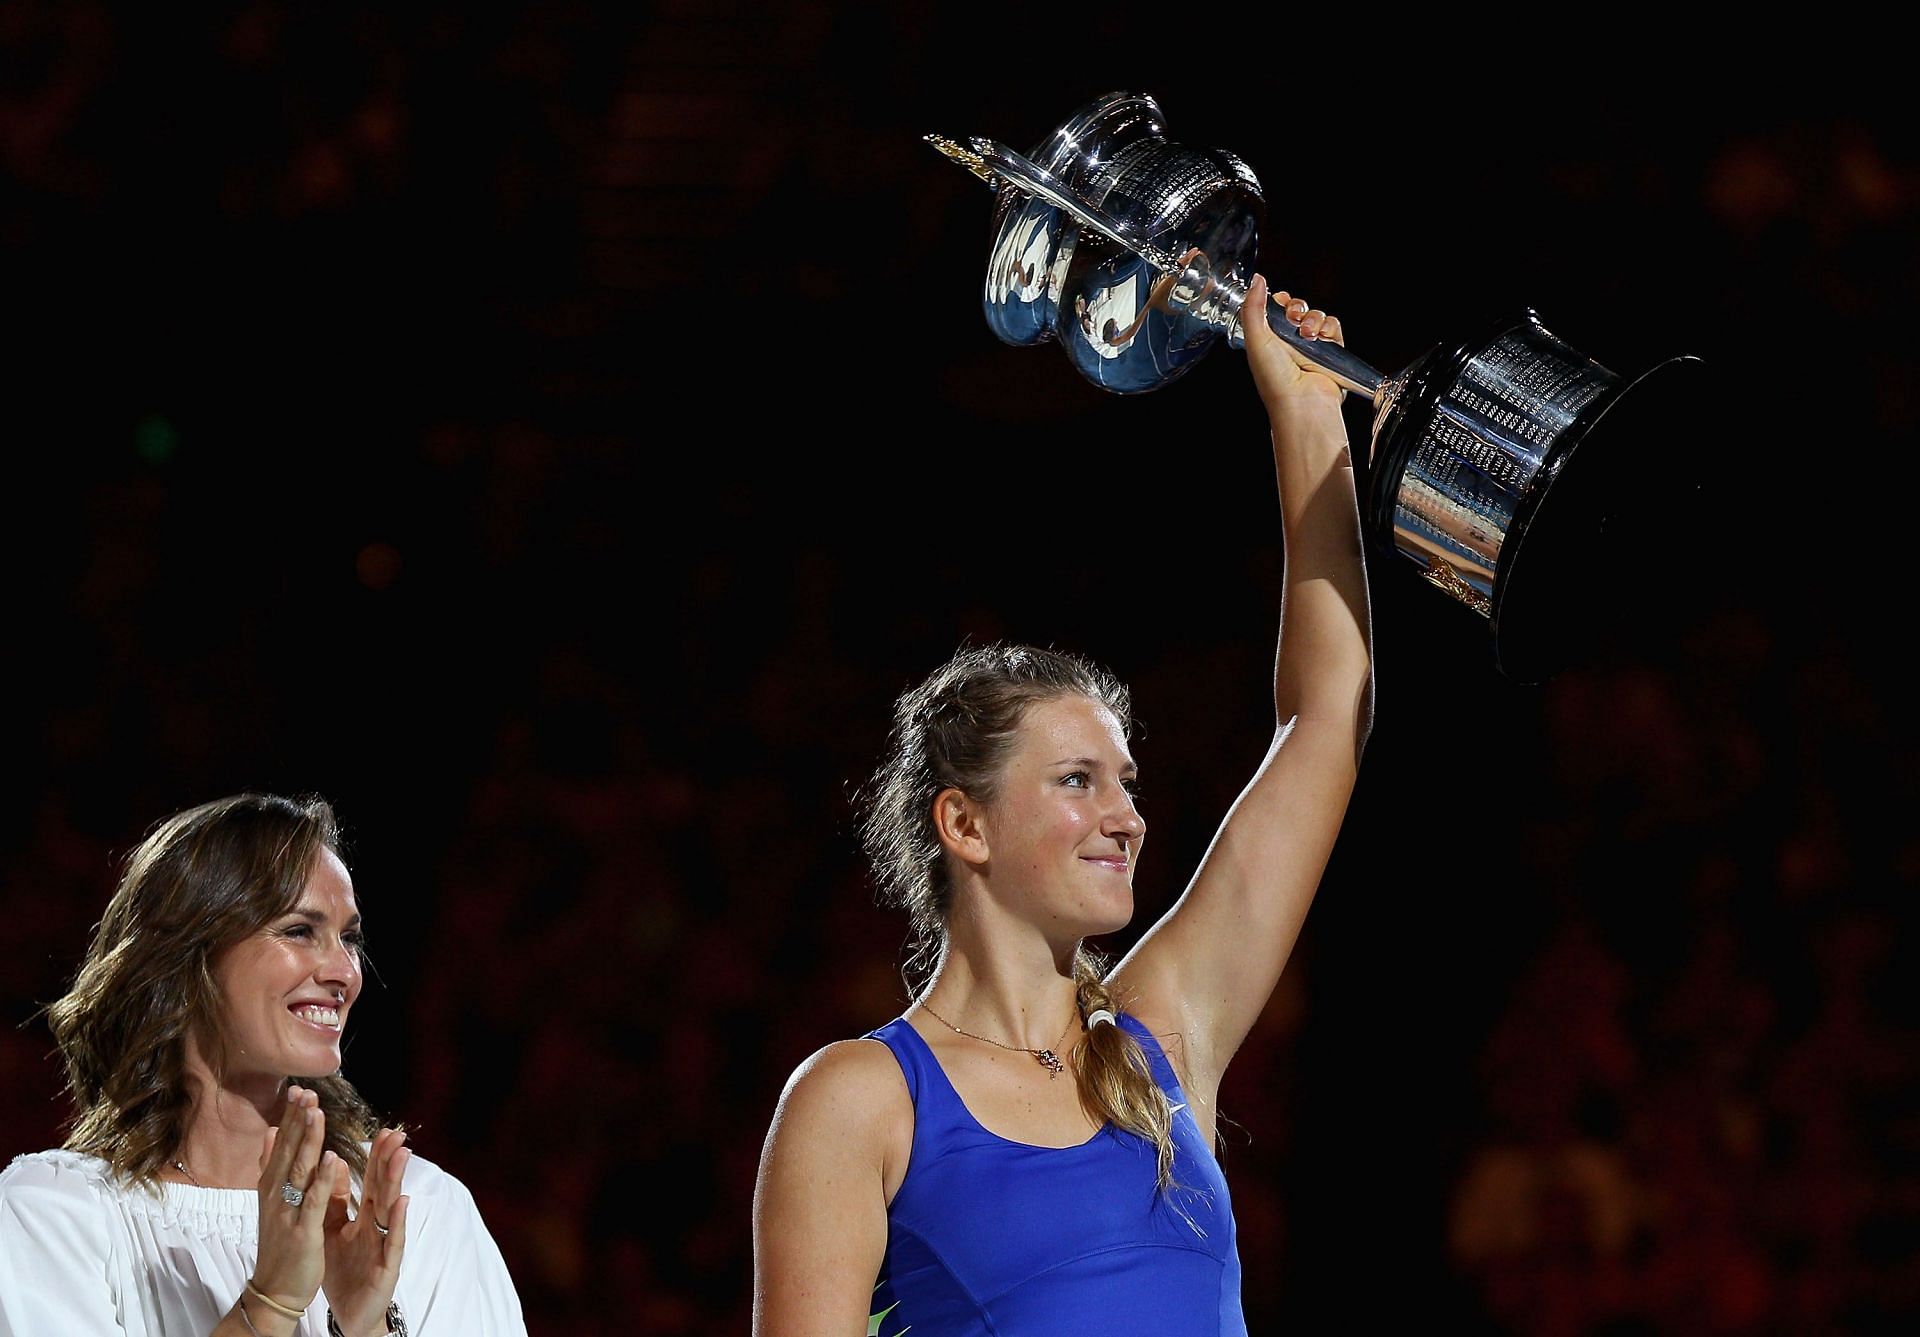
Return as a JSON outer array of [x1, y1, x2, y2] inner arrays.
[[932, 91, 1708, 684]]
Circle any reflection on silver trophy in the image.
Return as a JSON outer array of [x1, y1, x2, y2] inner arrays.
[[929, 91, 1705, 683]]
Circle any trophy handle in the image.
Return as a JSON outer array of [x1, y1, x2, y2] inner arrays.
[[1241, 299, 1387, 402], [1154, 248, 1389, 404]]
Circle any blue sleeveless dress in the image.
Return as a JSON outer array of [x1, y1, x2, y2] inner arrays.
[[866, 1013, 1246, 1335]]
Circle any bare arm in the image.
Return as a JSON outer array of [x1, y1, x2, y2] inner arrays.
[[753, 1041, 911, 1337], [1113, 275, 1374, 1109]]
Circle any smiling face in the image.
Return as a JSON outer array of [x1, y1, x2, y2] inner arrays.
[[977, 692, 1145, 939], [210, 846, 365, 1081]]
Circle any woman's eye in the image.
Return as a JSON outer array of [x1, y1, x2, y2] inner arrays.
[[344, 932, 366, 951], [283, 924, 312, 939], [1061, 772, 1089, 787]]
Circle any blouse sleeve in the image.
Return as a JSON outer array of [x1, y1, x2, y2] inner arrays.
[[0, 1154, 125, 1335], [391, 1158, 526, 1336]]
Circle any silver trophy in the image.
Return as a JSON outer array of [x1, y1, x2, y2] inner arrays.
[[929, 91, 1705, 683]]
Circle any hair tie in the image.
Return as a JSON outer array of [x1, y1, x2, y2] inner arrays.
[[1085, 1009, 1117, 1029]]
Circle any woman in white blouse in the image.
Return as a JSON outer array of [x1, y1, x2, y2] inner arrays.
[[0, 793, 526, 1336]]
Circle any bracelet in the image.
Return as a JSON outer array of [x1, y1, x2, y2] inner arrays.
[[235, 1296, 265, 1337], [244, 1279, 306, 1321], [327, 1301, 409, 1336]]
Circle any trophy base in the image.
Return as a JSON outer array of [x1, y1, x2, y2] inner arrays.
[[1488, 352, 1710, 683], [1362, 307, 1708, 685]]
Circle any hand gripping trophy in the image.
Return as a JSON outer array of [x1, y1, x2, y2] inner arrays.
[[929, 91, 1706, 683]]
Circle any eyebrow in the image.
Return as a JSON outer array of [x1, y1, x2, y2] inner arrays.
[[1053, 755, 1139, 775], [284, 908, 363, 929]]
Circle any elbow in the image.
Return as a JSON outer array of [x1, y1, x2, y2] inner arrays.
[[1333, 674, 1375, 774], [1352, 680, 1375, 766], [1277, 654, 1372, 736]]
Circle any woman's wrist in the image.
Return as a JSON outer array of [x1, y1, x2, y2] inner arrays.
[[1264, 381, 1347, 425], [233, 1294, 300, 1337], [1268, 394, 1355, 474], [327, 1300, 407, 1336], [245, 1277, 308, 1319]]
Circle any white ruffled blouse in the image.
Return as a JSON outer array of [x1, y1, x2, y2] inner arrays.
[[0, 1148, 526, 1335]]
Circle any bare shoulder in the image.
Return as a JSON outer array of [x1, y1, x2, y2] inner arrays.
[[769, 1038, 909, 1140], [755, 1040, 909, 1331], [763, 1038, 913, 1183], [783, 1036, 908, 1094]]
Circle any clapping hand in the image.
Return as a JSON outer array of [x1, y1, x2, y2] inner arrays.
[[322, 1124, 411, 1337], [250, 1084, 335, 1322]]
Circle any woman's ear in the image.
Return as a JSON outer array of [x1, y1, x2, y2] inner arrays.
[[931, 787, 990, 868]]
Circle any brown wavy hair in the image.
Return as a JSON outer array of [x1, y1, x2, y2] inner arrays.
[[859, 643, 1177, 1186], [47, 792, 380, 1189]]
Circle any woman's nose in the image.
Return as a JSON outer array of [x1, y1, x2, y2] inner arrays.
[[316, 938, 358, 986]]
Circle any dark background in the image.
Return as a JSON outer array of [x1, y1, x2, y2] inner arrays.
[[4, 6, 1916, 1333]]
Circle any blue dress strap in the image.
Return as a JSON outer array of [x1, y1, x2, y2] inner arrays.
[[866, 1016, 927, 1107], [1115, 1012, 1193, 1106]]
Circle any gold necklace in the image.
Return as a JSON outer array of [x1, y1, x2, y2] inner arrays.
[[919, 1000, 1078, 1078]]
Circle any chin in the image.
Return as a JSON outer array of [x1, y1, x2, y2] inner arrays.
[[282, 1041, 344, 1077], [278, 1022, 348, 1071], [1083, 897, 1134, 939]]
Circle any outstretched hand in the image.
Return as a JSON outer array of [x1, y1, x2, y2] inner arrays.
[[1242, 274, 1346, 412], [322, 1125, 411, 1337]]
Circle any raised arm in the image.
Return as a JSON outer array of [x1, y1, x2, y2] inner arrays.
[[753, 1041, 912, 1337], [1112, 273, 1374, 1114]]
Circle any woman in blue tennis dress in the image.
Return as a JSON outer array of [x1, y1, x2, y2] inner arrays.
[[753, 277, 1373, 1336]]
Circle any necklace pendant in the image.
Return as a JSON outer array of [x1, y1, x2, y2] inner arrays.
[[1035, 1048, 1063, 1078]]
